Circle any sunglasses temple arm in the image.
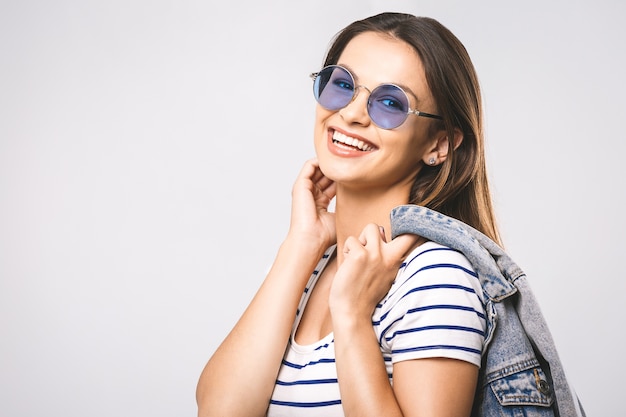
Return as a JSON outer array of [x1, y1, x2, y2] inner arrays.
[[414, 110, 443, 120]]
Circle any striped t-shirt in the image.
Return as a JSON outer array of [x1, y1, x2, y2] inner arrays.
[[267, 241, 486, 417]]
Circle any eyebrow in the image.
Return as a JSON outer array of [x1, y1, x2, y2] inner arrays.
[[337, 62, 423, 104]]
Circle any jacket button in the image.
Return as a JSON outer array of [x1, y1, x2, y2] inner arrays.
[[537, 379, 551, 395]]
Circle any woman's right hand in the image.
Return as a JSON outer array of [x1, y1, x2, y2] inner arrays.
[[197, 159, 336, 417], [288, 158, 337, 249]]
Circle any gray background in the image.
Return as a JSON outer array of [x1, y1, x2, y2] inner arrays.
[[1, 0, 623, 415]]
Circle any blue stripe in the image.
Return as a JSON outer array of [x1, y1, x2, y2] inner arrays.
[[275, 378, 337, 386], [282, 358, 335, 369], [314, 341, 332, 351], [399, 264, 478, 294], [381, 251, 478, 307], [375, 316, 403, 344], [399, 264, 473, 294], [407, 304, 486, 320], [418, 263, 478, 278], [405, 283, 477, 296], [385, 324, 485, 342], [392, 344, 481, 355], [402, 246, 463, 270], [269, 399, 342, 407], [374, 302, 484, 327], [377, 283, 478, 325]]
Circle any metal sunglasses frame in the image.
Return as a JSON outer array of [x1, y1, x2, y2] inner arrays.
[[310, 65, 443, 126]]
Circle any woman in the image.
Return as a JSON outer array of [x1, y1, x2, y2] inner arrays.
[[197, 12, 499, 417]]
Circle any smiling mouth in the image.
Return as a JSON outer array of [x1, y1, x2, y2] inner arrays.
[[332, 130, 375, 152]]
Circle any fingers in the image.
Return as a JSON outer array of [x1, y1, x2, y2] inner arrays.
[[334, 227, 421, 316], [294, 158, 318, 184], [388, 233, 421, 259], [379, 226, 387, 243], [318, 178, 336, 200], [351, 224, 420, 260], [342, 235, 362, 256], [356, 223, 384, 247], [300, 158, 324, 183], [310, 161, 336, 198], [357, 224, 387, 245], [296, 158, 336, 198]]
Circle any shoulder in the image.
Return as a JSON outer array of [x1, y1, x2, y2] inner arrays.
[[384, 241, 482, 305], [374, 241, 486, 367], [401, 241, 477, 283], [404, 241, 474, 270]]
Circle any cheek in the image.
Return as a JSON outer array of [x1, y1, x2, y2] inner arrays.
[[388, 129, 430, 167], [313, 107, 333, 143], [314, 105, 334, 125]]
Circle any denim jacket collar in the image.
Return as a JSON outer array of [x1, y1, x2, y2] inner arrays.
[[390, 204, 586, 417], [390, 205, 518, 302]]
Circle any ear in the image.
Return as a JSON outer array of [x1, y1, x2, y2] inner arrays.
[[423, 128, 464, 166]]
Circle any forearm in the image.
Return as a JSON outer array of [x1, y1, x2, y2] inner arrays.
[[333, 316, 404, 417], [196, 237, 328, 417]]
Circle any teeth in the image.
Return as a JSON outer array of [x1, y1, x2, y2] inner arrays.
[[332, 131, 373, 151]]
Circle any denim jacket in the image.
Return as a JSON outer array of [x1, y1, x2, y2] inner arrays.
[[390, 205, 585, 417]]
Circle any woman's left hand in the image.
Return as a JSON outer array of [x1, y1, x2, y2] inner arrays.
[[329, 224, 420, 321]]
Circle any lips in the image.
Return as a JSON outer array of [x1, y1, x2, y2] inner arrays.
[[332, 130, 375, 151]]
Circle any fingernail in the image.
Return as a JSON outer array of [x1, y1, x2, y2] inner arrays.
[[379, 226, 387, 242]]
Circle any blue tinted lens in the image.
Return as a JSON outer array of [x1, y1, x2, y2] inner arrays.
[[368, 84, 409, 129], [312, 66, 410, 129], [313, 66, 355, 110]]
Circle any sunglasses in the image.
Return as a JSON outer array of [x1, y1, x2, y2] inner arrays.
[[310, 65, 443, 130]]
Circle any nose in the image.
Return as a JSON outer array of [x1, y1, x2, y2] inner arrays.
[[339, 85, 372, 126]]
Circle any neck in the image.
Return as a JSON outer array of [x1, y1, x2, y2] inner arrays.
[[333, 184, 410, 263]]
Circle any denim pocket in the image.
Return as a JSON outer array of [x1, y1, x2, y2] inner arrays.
[[489, 366, 553, 407], [473, 364, 555, 417]]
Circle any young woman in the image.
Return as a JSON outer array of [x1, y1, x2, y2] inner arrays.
[[196, 12, 500, 417]]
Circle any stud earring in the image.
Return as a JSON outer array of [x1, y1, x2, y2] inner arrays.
[[428, 157, 436, 165]]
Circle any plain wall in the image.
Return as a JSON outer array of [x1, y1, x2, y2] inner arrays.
[[1, 0, 624, 415]]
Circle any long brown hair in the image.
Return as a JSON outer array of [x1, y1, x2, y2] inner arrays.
[[323, 12, 501, 245]]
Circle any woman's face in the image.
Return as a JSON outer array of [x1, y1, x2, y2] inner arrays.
[[314, 31, 441, 195]]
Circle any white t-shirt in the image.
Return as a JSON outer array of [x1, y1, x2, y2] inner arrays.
[[267, 241, 486, 417]]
